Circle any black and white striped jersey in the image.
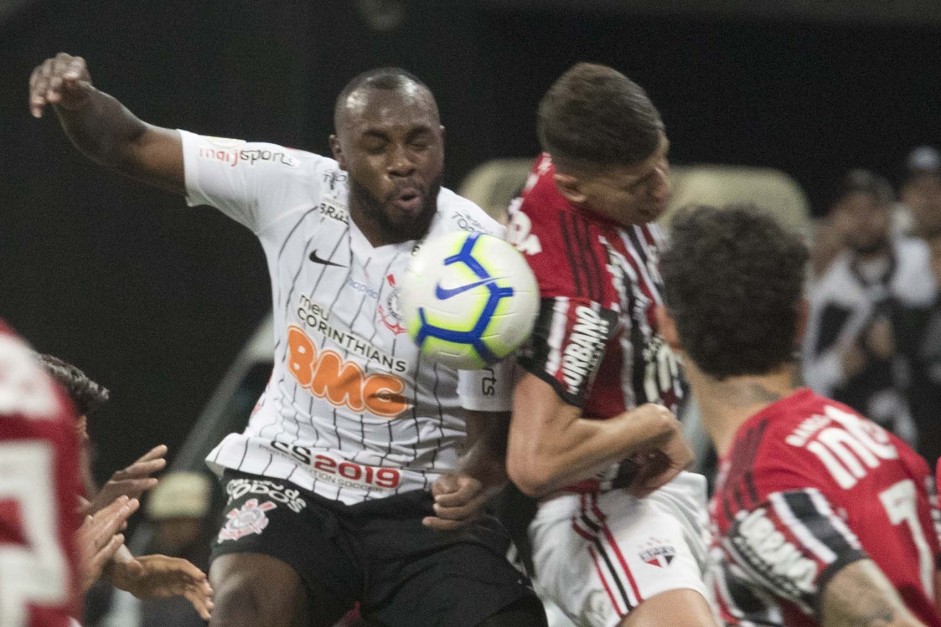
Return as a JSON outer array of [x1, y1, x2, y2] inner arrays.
[[180, 131, 504, 504]]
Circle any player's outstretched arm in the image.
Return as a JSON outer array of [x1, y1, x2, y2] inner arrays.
[[83, 444, 167, 516], [821, 559, 927, 627], [107, 553, 214, 620], [76, 495, 139, 591], [506, 373, 691, 497], [423, 410, 509, 531], [29, 52, 184, 194]]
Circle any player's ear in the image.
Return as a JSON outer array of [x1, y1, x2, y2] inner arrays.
[[655, 305, 682, 352], [329, 135, 348, 170], [553, 172, 588, 206]]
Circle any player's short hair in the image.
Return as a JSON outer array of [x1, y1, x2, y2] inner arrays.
[[35, 353, 110, 416], [660, 205, 809, 380], [334, 67, 435, 129], [537, 62, 664, 173]]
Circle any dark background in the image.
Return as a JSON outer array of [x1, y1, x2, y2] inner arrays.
[[2, 0, 939, 485]]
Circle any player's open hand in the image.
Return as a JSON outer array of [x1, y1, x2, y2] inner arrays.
[[423, 472, 492, 531], [108, 554, 214, 620], [29, 52, 94, 118], [84, 444, 167, 516], [76, 495, 139, 591], [625, 404, 693, 498]]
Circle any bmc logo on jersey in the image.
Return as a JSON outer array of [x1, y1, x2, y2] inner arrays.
[[287, 326, 409, 417]]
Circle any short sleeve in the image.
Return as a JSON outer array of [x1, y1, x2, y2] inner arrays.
[[722, 487, 867, 617], [180, 130, 327, 233], [517, 296, 619, 407], [458, 358, 518, 412]]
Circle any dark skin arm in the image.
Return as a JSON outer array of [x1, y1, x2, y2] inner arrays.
[[423, 409, 509, 531], [29, 52, 184, 194]]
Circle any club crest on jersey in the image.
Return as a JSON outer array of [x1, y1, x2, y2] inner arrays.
[[639, 539, 676, 568], [217, 498, 277, 542], [378, 274, 406, 335]]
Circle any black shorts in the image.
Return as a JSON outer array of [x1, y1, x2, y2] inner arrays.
[[211, 471, 537, 627]]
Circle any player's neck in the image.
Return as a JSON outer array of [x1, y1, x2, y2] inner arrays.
[[686, 363, 800, 458]]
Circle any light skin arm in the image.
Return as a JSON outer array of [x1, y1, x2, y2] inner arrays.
[[423, 409, 509, 531], [506, 372, 692, 497], [821, 559, 927, 627], [29, 53, 184, 194]]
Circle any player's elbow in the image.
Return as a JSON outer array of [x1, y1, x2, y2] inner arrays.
[[506, 450, 560, 498]]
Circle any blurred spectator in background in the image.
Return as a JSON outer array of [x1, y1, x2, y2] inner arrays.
[[900, 146, 941, 238], [808, 217, 844, 282], [892, 225, 941, 467], [802, 169, 935, 444]]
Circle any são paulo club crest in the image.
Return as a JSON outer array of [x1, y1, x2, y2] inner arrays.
[[378, 273, 406, 335], [217, 498, 277, 542], [638, 538, 677, 568]]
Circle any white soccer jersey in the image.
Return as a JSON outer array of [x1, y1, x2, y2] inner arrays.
[[181, 131, 504, 504]]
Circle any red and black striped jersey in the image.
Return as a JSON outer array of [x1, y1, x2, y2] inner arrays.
[[509, 154, 681, 417], [709, 388, 941, 626], [509, 153, 682, 419], [0, 321, 82, 626]]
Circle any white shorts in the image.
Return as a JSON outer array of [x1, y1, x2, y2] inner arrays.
[[529, 471, 711, 627]]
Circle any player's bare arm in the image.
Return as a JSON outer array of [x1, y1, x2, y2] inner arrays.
[[76, 495, 139, 591], [108, 552, 214, 620], [423, 409, 509, 531], [507, 372, 691, 497], [821, 559, 927, 627], [83, 444, 167, 516], [29, 52, 184, 194]]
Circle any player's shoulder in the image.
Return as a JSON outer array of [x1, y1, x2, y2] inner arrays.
[[731, 390, 829, 470], [434, 187, 505, 237], [181, 130, 337, 178]]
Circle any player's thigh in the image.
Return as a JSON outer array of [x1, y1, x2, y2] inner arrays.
[[620, 589, 717, 627], [210, 473, 361, 626], [209, 552, 314, 627], [359, 491, 539, 627]]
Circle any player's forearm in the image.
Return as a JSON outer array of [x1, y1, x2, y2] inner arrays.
[[821, 559, 926, 627], [458, 410, 509, 490], [55, 87, 148, 168], [508, 400, 675, 497]]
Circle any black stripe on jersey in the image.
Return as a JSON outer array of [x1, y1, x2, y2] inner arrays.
[[577, 511, 634, 612], [625, 227, 648, 267], [779, 491, 859, 557], [560, 213, 592, 300], [573, 215, 605, 303], [271, 207, 317, 354]]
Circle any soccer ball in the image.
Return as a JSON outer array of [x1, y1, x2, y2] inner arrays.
[[400, 231, 539, 369]]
